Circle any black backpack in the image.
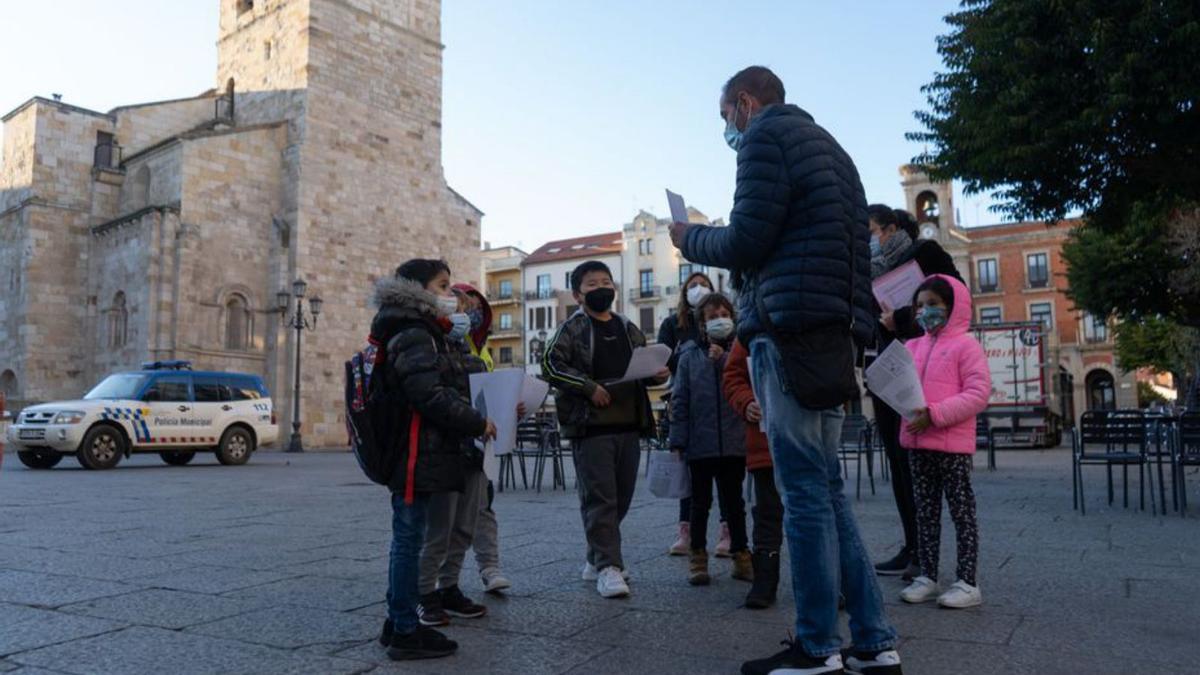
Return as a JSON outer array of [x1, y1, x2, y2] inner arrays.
[[345, 336, 409, 485]]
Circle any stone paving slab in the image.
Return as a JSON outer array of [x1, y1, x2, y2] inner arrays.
[[59, 588, 269, 630], [1, 448, 1196, 674], [185, 605, 382, 650], [0, 570, 135, 608], [8, 626, 369, 675], [0, 602, 126, 657]]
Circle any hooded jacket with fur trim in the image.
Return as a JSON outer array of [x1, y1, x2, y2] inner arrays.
[[370, 276, 487, 497]]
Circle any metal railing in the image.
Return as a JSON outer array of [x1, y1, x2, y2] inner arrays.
[[93, 142, 123, 170], [629, 286, 662, 301], [525, 289, 556, 301], [492, 320, 523, 335], [487, 287, 518, 302]]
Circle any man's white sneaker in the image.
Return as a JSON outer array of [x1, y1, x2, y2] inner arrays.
[[937, 580, 982, 609], [480, 567, 512, 594], [595, 566, 630, 598], [582, 562, 629, 582], [844, 648, 903, 675], [899, 575, 939, 604]]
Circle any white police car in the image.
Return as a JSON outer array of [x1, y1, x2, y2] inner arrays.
[[6, 361, 278, 470]]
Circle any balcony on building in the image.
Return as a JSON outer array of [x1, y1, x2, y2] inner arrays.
[[525, 288, 557, 301], [491, 320, 523, 338], [630, 286, 662, 302], [485, 255, 524, 273], [487, 285, 518, 305]]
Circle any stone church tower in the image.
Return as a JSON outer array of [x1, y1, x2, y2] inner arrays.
[[0, 0, 481, 447], [899, 164, 970, 281]]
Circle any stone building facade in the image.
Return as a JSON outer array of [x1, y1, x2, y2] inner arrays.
[[0, 0, 481, 447]]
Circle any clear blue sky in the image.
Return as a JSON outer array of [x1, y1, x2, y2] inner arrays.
[[1, 1, 1001, 251]]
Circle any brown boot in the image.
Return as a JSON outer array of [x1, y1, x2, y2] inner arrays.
[[731, 549, 754, 582], [688, 550, 710, 586]]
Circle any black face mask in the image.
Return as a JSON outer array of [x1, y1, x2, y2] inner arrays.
[[583, 287, 615, 313]]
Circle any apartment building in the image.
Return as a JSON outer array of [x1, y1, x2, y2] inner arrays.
[[479, 245, 527, 367], [520, 233, 624, 374]]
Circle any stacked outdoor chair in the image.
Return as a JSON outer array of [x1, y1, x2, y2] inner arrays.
[[838, 414, 876, 499], [500, 416, 566, 493], [1175, 412, 1200, 515], [1072, 410, 1155, 515]]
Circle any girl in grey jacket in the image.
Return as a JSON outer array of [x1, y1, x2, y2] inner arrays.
[[670, 294, 751, 585]]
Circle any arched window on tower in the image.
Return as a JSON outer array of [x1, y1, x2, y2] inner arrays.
[[225, 293, 252, 351], [916, 190, 941, 226], [108, 292, 128, 349]]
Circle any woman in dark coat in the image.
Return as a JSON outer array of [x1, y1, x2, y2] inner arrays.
[[657, 272, 731, 557], [868, 205, 964, 579]]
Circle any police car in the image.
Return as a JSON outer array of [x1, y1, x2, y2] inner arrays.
[[6, 361, 278, 470]]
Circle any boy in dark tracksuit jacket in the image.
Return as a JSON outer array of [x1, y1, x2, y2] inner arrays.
[[370, 259, 495, 662], [542, 261, 668, 599]]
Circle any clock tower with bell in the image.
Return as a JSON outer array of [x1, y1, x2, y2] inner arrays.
[[898, 164, 970, 279]]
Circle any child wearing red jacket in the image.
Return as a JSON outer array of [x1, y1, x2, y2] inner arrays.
[[898, 274, 991, 609], [722, 338, 783, 609]]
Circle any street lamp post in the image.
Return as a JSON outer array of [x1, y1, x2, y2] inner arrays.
[[530, 329, 548, 366], [277, 278, 322, 453]]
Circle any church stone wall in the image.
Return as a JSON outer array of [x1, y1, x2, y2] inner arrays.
[[113, 97, 222, 157]]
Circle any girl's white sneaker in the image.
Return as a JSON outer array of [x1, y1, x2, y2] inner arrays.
[[937, 580, 982, 609], [899, 575, 940, 604]]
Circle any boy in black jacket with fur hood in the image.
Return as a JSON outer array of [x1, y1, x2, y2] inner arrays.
[[371, 259, 496, 662]]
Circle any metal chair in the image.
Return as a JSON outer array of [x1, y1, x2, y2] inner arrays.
[[838, 413, 875, 499], [1072, 410, 1155, 515], [1174, 413, 1200, 515]]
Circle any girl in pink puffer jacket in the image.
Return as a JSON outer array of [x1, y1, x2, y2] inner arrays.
[[897, 274, 991, 610]]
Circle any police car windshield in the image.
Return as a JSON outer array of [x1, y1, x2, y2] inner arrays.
[[85, 374, 149, 400]]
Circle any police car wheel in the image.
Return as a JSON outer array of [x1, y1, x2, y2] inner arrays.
[[160, 451, 196, 466], [216, 427, 254, 466], [17, 450, 63, 469], [77, 426, 125, 470]]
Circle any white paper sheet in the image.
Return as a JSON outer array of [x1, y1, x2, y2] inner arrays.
[[481, 440, 499, 483], [864, 340, 927, 421], [604, 344, 671, 384], [469, 368, 524, 457], [519, 375, 550, 420], [872, 260, 926, 312], [666, 189, 689, 224]]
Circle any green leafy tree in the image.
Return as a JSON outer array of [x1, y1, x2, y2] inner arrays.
[[911, 0, 1200, 402]]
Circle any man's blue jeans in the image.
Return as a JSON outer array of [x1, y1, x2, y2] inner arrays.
[[387, 492, 430, 634], [750, 336, 897, 657]]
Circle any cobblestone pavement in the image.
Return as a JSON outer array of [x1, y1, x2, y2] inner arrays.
[[0, 447, 1196, 674]]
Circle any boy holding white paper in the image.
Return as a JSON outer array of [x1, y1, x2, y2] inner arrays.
[[542, 260, 669, 598]]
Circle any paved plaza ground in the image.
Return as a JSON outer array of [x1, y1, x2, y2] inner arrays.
[[0, 446, 1196, 674]]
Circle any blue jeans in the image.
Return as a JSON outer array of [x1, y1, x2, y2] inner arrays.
[[750, 336, 896, 657], [387, 492, 430, 634]]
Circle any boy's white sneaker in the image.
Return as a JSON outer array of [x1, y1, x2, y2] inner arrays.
[[937, 580, 982, 609], [581, 562, 629, 582], [480, 567, 511, 594], [596, 566, 630, 598], [899, 575, 940, 604]]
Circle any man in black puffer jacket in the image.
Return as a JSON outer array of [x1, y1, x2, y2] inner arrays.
[[670, 67, 901, 675], [370, 258, 496, 663]]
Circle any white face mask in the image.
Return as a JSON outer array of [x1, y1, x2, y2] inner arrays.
[[436, 295, 459, 317], [705, 317, 735, 340], [447, 312, 471, 341], [686, 285, 712, 307]]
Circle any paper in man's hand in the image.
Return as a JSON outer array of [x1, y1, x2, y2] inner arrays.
[[666, 189, 689, 224], [872, 260, 925, 312]]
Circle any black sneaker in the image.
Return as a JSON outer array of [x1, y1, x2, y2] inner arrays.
[[742, 639, 844, 675], [418, 592, 450, 627], [439, 585, 488, 619], [378, 618, 393, 647], [873, 549, 911, 576], [843, 648, 903, 675], [387, 625, 457, 661]]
